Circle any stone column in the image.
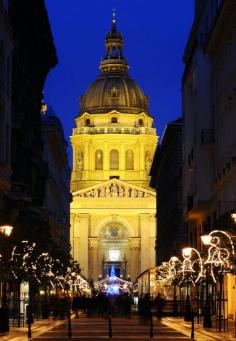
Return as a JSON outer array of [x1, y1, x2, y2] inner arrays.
[[120, 144, 125, 170], [130, 238, 140, 280], [84, 142, 89, 170], [73, 213, 90, 278], [104, 144, 109, 171], [139, 213, 156, 272], [88, 238, 99, 281]]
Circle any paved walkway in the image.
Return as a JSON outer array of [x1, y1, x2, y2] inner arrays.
[[163, 317, 236, 340], [2, 315, 236, 340], [0, 318, 66, 341], [31, 315, 189, 340]]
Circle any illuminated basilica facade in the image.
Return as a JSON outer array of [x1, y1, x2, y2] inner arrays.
[[70, 16, 157, 281]]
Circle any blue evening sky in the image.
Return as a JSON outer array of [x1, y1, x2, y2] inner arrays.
[[45, 0, 194, 161]]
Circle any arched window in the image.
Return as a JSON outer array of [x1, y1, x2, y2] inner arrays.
[[95, 150, 103, 170], [85, 118, 90, 126], [126, 150, 134, 170], [111, 117, 117, 123], [110, 149, 119, 170], [139, 119, 144, 126]]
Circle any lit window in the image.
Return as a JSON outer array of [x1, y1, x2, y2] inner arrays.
[[109, 250, 120, 261], [126, 150, 134, 170], [110, 150, 119, 170], [95, 150, 103, 170]]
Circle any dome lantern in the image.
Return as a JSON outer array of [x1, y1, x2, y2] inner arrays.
[[79, 12, 151, 117], [99, 10, 129, 74]]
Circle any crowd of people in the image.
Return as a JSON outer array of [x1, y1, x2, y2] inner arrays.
[[72, 292, 133, 316], [71, 291, 165, 319]]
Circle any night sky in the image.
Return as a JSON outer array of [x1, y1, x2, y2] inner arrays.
[[45, 0, 194, 161]]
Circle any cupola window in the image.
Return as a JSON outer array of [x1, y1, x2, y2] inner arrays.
[[126, 150, 134, 170], [110, 149, 119, 170], [139, 119, 144, 126], [95, 150, 103, 170], [111, 117, 117, 123], [85, 118, 90, 126]]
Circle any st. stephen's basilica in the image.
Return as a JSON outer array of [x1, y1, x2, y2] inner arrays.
[[70, 14, 157, 282]]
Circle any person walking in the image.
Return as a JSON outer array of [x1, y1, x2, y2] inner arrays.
[[155, 293, 165, 321]]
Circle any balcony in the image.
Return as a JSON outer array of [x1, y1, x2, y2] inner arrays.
[[73, 126, 156, 136]]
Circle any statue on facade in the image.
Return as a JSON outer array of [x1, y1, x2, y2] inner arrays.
[[124, 187, 130, 197], [100, 187, 105, 197], [111, 183, 118, 197], [77, 152, 83, 171], [105, 186, 111, 197], [145, 150, 152, 171], [118, 186, 124, 197]]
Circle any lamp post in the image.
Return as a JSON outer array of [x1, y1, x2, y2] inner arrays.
[[201, 234, 212, 328], [182, 247, 203, 322], [201, 230, 235, 331], [168, 256, 182, 316], [0, 224, 14, 333]]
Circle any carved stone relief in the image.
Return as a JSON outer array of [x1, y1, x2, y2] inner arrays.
[[77, 182, 153, 198]]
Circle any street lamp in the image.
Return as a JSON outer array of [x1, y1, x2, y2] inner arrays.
[[168, 256, 182, 316], [0, 224, 13, 333], [181, 246, 203, 321], [0, 225, 14, 237], [201, 230, 235, 331], [201, 234, 213, 328]]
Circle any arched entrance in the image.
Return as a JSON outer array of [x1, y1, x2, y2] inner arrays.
[[99, 222, 130, 278]]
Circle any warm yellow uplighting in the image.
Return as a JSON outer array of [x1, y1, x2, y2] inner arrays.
[[0, 225, 13, 237], [201, 234, 212, 246], [182, 247, 192, 258], [231, 213, 236, 222]]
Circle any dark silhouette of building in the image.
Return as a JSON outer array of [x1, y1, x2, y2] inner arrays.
[[0, 1, 65, 255], [41, 105, 71, 258], [150, 118, 186, 264], [0, 0, 13, 218]]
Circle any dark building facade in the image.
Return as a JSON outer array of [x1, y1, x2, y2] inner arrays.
[[0, 1, 68, 256], [42, 106, 71, 258], [0, 0, 12, 216], [150, 118, 186, 264]]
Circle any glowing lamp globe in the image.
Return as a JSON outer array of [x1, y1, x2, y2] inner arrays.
[[0, 225, 13, 236], [201, 234, 212, 246], [182, 247, 192, 258]]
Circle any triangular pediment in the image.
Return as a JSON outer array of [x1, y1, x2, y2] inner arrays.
[[73, 178, 156, 199]]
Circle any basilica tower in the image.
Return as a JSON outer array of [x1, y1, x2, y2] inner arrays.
[[70, 14, 157, 281]]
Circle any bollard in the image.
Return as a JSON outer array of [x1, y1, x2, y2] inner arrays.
[[28, 318, 31, 339], [68, 302, 72, 338], [27, 304, 32, 339], [191, 312, 194, 339], [108, 314, 112, 338], [150, 311, 153, 338]]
